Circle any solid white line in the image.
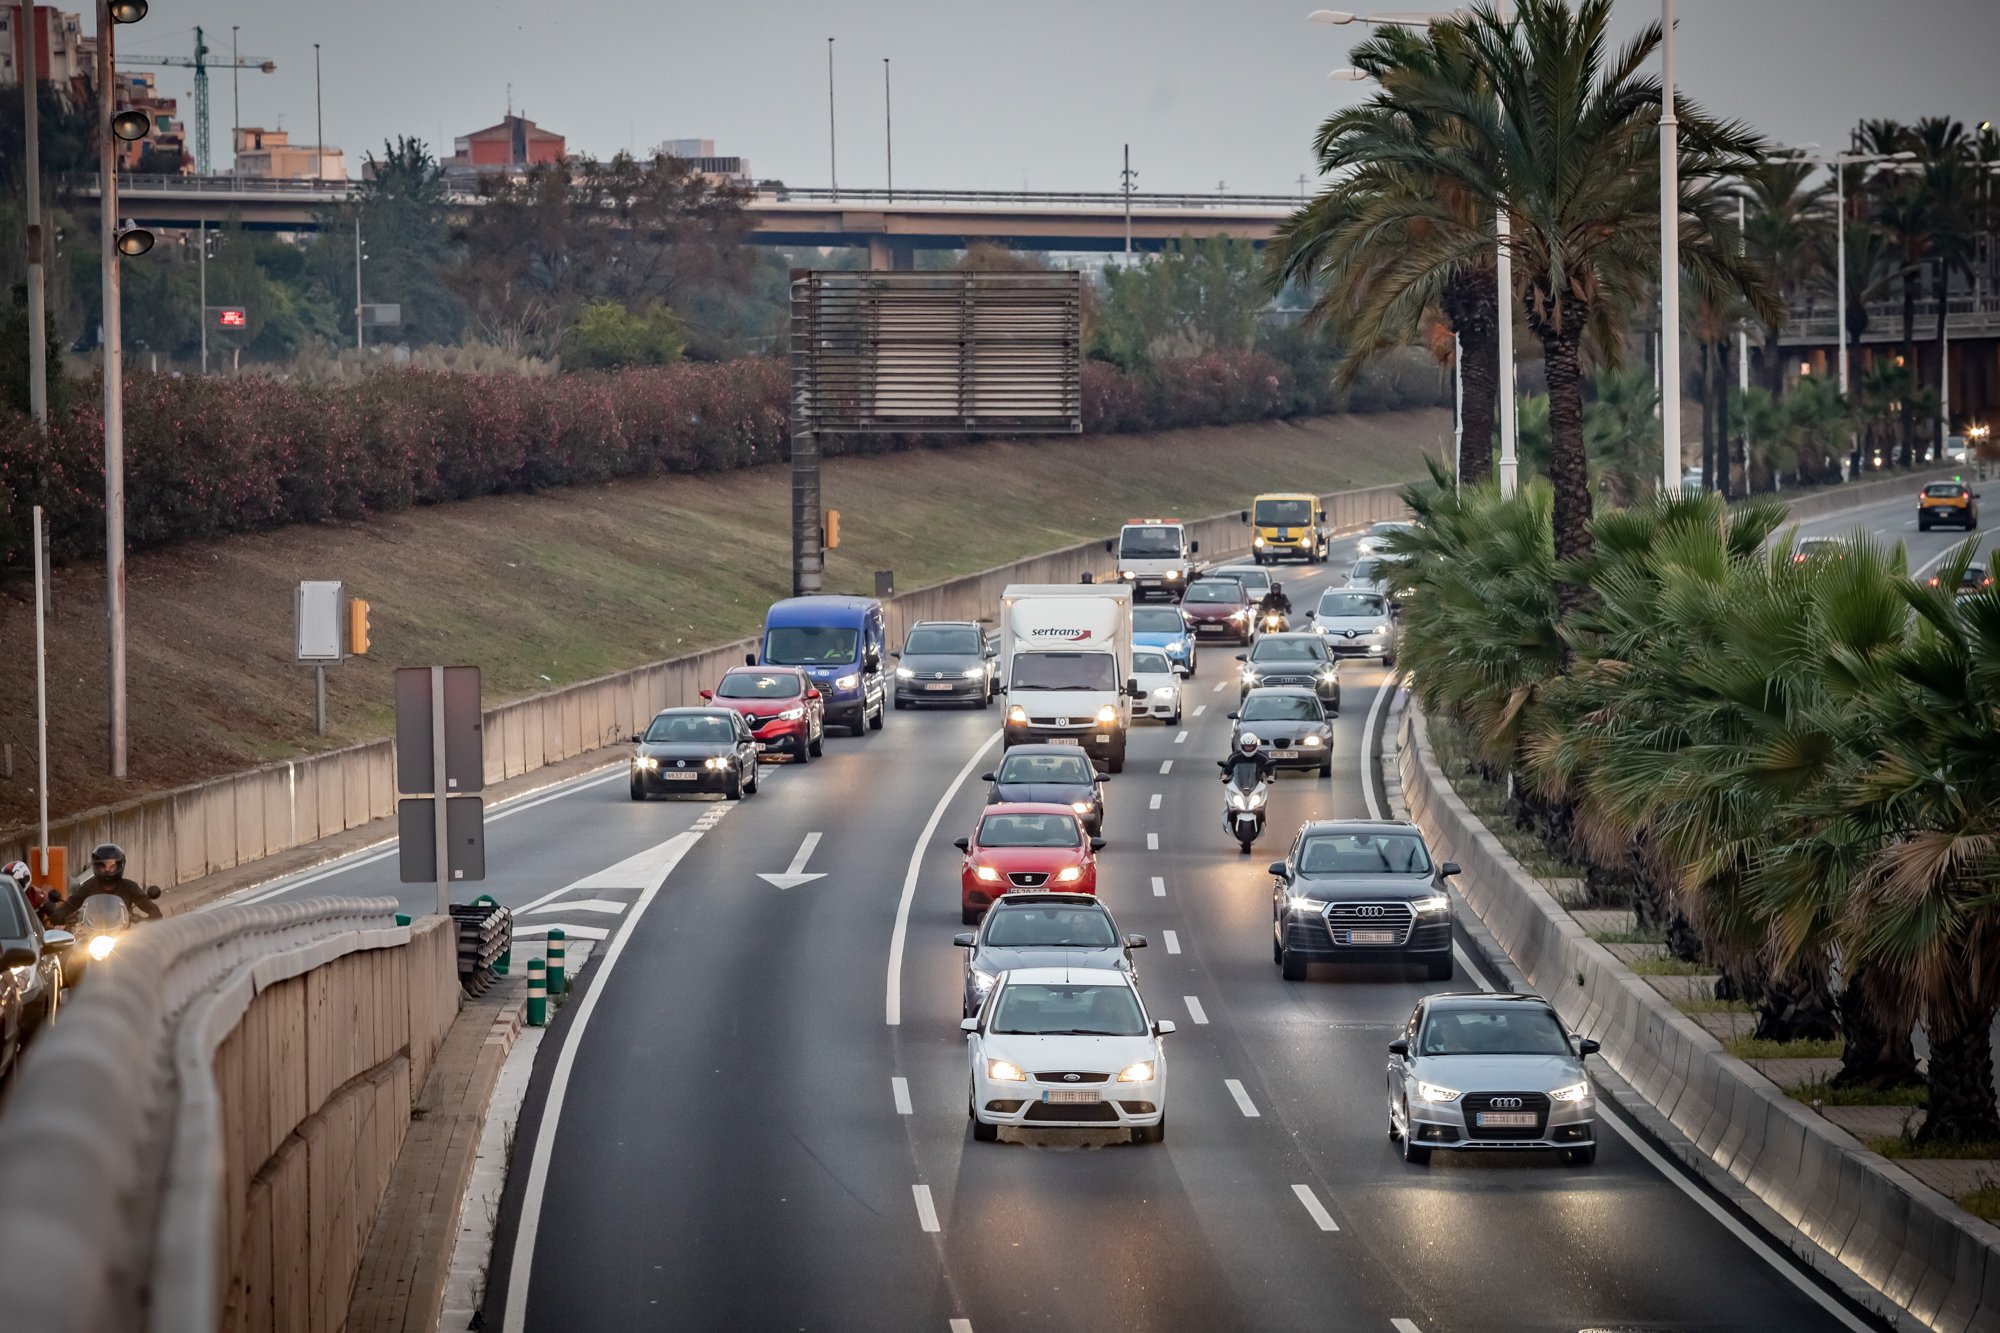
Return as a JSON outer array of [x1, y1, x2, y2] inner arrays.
[[522, 898, 627, 916], [1149, 793, 1163, 810], [1185, 995, 1209, 1025], [1151, 875, 1166, 897], [886, 730, 1003, 1026], [1146, 833, 1159, 850], [892, 1077, 913, 1116], [1291, 1183, 1338, 1231], [1391, 1320, 1424, 1333], [509, 923, 610, 941], [1192, 705, 1206, 717], [1227, 1078, 1261, 1117], [1174, 730, 1188, 745], [913, 1184, 942, 1233], [1163, 929, 1180, 954], [1160, 760, 1173, 775], [1912, 536, 1976, 582], [501, 819, 720, 1333], [1360, 675, 1394, 821]]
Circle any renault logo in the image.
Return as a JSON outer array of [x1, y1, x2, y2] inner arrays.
[[1491, 1096, 1523, 1110], [1344, 629, 1359, 638], [1063, 1073, 1081, 1082], [1056, 717, 1071, 727]]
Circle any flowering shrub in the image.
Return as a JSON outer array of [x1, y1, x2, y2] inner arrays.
[[0, 348, 1406, 572]]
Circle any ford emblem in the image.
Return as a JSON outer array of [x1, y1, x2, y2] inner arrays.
[[1064, 1073, 1081, 1082]]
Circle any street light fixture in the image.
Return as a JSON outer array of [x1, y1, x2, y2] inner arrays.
[[1327, 67, 1370, 80], [113, 220, 152, 255], [106, 0, 145, 20], [109, 107, 150, 140]]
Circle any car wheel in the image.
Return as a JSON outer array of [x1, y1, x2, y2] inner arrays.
[[809, 727, 824, 757], [869, 700, 885, 730], [745, 764, 759, 795], [1187, 650, 1198, 677], [725, 769, 744, 801], [1383, 651, 1397, 669], [1273, 932, 1284, 965], [629, 777, 647, 801], [1426, 954, 1454, 982], [1387, 1088, 1402, 1140], [1132, 1116, 1165, 1145], [981, 687, 994, 710], [1563, 1144, 1597, 1167], [1172, 707, 1183, 726], [794, 733, 812, 764], [1918, 516, 1931, 531], [1318, 757, 1333, 779], [961, 906, 981, 926], [1400, 1103, 1431, 1165], [1107, 744, 1126, 775], [1280, 945, 1308, 981]]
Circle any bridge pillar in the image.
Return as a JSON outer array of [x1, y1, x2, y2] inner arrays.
[[867, 236, 916, 272]]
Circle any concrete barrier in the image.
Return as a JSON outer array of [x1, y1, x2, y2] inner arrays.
[[1397, 704, 2000, 1332], [0, 897, 459, 1333]]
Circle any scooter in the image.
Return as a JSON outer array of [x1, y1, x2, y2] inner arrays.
[[1222, 770, 1268, 852]]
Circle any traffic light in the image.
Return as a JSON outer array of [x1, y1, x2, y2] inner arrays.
[[347, 596, 372, 656], [824, 509, 841, 550]]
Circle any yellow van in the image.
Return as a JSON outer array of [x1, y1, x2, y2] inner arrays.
[[1243, 492, 1329, 564]]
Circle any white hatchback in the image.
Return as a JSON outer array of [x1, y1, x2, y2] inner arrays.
[[964, 967, 1173, 1144], [1131, 646, 1185, 724]]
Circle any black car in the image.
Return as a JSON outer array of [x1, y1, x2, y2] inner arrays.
[[1228, 688, 1334, 777], [629, 707, 761, 800], [1928, 562, 1994, 598], [893, 620, 997, 708], [0, 882, 68, 1076], [1237, 632, 1341, 710], [1269, 819, 1459, 981], [951, 892, 1146, 1017], [982, 744, 1111, 835]]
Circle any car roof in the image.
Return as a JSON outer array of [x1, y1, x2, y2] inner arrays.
[[1240, 685, 1321, 700], [909, 619, 982, 630], [765, 595, 880, 624], [721, 663, 804, 675], [651, 706, 738, 719], [1251, 632, 1323, 645], [998, 965, 1132, 986], [1422, 992, 1555, 1011], [1255, 491, 1317, 500], [1298, 818, 1421, 836], [1208, 562, 1265, 572], [986, 891, 1107, 911], [997, 744, 1102, 760], [980, 801, 1085, 817]]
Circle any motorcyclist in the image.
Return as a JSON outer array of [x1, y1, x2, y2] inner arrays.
[[1258, 581, 1293, 621], [47, 842, 163, 925], [1217, 732, 1278, 787], [2, 859, 50, 919]]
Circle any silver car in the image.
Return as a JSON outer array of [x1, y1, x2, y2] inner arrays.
[[953, 892, 1145, 1018], [1305, 588, 1397, 666], [1387, 992, 1600, 1166], [1356, 520, 1414, 558]]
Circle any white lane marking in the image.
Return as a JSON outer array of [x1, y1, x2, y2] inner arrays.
[[1185, 995, 1209, 1024], [522, 898, 627, 916], [758, 830, 827, 889], [1146, 833, 1160, 850], [1163, 929, 1181, 954], [1227, 1079, 1261, 1117], [1151, 875, 1166, 897], [1149, 793, 1163, 810], [887, 731, 1003, 1026], [1291, 1183, 1338, 1231], [1193, 705, 1206, 717], [1174, 730, 1188, 745], [510, 923, 610, 941], [892, 1077, 913, 1116], [1392, 1321, 1424, 1333], [501, 818, 723, 1333], [1360, 674, 1395, 821], [913, 1184, 942, 1233], [1160, 760, 1173, 775], [950, 1321, 974, 1333], [1912, 536, 1979, 582], [1212, 679, 1228, 693]]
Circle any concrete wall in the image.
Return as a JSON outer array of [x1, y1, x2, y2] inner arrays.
[[1397, 706, 2000, 1332]]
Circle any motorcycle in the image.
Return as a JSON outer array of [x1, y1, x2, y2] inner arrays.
[[1257, 610, 1290, 635], [1222, 769, 1269, 852], [67, 888, 159, 977]]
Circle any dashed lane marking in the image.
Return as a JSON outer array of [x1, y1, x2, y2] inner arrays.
[[1212, 679, 1228, 693], [1163, 929, 1180, 954], [892, 1077, 913, 1116], [913, 1184, 942, 1233], [1151, 875, 1166, 897], [950, 1322, 973, 1333], [1147, 833, 1160, 850], [1185, 995, 1209, 1024], [1226, 1079, 1261, 1117], [1291, 1183, 1338, 1231], [1149, 793, 1163, 810], [1160, 760, 1173, 774], [1174, 730, 1188, 744], [1391, 1321, 1424, 1333], [1193, 705, 1206, 717]]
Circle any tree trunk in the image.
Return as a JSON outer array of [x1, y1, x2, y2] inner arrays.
[[1540, 322, 1595, 572], [1918, 1003, 2000, 1145], [1718, 341, 1735, 495], [1900, 269, 1919, 468], [1833, 961, 1922, 1091], [1752, 957, 1841, 1043], [1763, 329, 1785, 397], [1442, 269, 1500, 487], [1931, 261, 1950, 461], [1700, 339, 1716, 493]]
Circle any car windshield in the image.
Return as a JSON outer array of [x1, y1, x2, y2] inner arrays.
[[1418, 1005, 1572, 1057], [1132, 608, 1185, 633], [1317, 592, 1385, 619], [1298, 832, 1433, 875], [715, 673, 800, 700], [644, 714, 737, 744], [977, 813, 1082, 848], [1010, 652, 1115, 691], [1351, 560, 1392, 584], [1367, 521, 1410, 538], [991, 982, 1147, 1036], [763, 625, 860, 665], [1183, 581, 1245, 604], [905, 626, 984, 655], [1119, 525, 1183, 557], [1133, 650, 1171, 675], [1924, 484, 1968, 498], [1250, 638, 1323, 663], [1255, 499, 1314, 525], [1240, 694, 1323, 722], [996, 753, 1094, 785], [984, 907, 1118, 948]]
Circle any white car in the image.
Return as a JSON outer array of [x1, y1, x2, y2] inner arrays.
[[1356, 521, 1414, 559], [1130, 646, 1184, 724], [1305, 588, 1397, 666], [964, 967, 1173, 1144]]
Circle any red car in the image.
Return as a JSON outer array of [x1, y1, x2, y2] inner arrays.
[[954, 803, 1105, 925], [1178, 576, 1255, 645], [700, 666, 825, 762]]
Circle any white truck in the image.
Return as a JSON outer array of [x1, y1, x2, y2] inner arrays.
[[999, 584, 1138, 772], [1113, 519, 1202, 602]]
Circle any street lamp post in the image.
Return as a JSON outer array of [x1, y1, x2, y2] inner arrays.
[[1659, 0, 1680, 494], [826, 37, 837, 201], [21, 0, 47, 426], [353, 211, 365, 350], [883, 57, 892, 204], [313, 42, 322, 181]]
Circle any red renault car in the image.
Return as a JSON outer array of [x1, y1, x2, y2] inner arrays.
[[700, 665, 825, 762], [954, 803, 1105, 925]]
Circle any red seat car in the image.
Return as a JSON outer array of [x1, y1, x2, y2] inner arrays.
[[700, 666, 825, 762], [954, 803, 1105, 925]]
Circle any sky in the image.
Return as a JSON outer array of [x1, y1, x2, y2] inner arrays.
[[130, 0, 1997, 192]]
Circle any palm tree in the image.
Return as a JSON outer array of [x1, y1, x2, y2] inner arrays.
[[1583, 364, 1662, 505], [1911, 119, 1980, 458], [1738, 161, 1832, 396], [1856, 118, 1930, 467]]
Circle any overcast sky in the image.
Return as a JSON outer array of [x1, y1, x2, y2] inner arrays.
[[138, 0, 1995, 191]]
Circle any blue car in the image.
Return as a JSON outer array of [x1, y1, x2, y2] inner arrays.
[[1132, 604, 1197, 677], [755, 595, 889, 735]]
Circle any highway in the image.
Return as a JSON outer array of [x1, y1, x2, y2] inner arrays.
[[229, 486, 1989, 1332]]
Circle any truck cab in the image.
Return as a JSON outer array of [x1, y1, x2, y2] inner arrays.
[[1245, 493, 1329, 565], [999, 584, 1138, 773], [754, 596, 888, 735], [1113, 519, 1202, 601]]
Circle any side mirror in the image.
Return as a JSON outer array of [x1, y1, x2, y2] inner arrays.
[[1303, 610, 1315, 621], [960, 1018, 979, 1034], [629, 733, 643, 744], [985, 647, 998, 658], [953, 837, 971, 853], [1235, 653, 1247, 661], [1089, 837, 1107, 852], [1239, 510, 1250, 523], [744, 652, 757, 666], [865, 653, 881, 672], [807, 689, 821, 700], [1440, 862, 1461, 878], [0, 941, 36, 969], [146, 886, 162, 899], [41, 929, 74, 954], [979, 772, 996, 782], [1577, 1037, 1601, 1056], [1174, 665, 1190, 678], [1225, 711, 1239, 720], [1154, 1020, 1177, 1036], [1388, 1038, 1409, 1057], [1103, 539, 1115, 553], [1125, 679, 1143, 699], [698, 689, 714, 700], [1190, 540, 1201, 554], [953, 932, 976, 948], [1267, 861, 1287, 877], [1125, 933, 1148, 949]]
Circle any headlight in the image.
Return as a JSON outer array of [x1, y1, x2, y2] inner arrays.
[[1412, 894, 1450, 914], [8, 963, 33, 983], [896, 666, 916, 679], [1302, 734, 1323, 747], [1164, 569, 1181, 581], [1055, 866, 1083, 883], [777, 707, 805, 720], [1229, 609, 1249, 621], [1094, 704, 1118, 724], [1168, 639, 1186, 652], [634, 755, 659, 769], [1318, 668, 1339, 682], [1119, 570, 1136, 580], [971, 967, 998, 994], [834, 674, 860, 690], [1152, 686, 1176, 698], [88, 934, 118, 961], [1415, 1080, 1461, 1103], [987, 1059, 1027, 1083], [1287, 896, 1329, 913], [1007, 704, 1028, 723], [973, 865, 1003, 882], [1240, 668, 1258, 685], [1550, 1081, 1592, 1103], [1373, 624, 1389, 634], [1253, 536, 1266, 548], [1071, 801, 1094, 814], [1116, 1060, 1155, 1083], [704, 756, 728, 770], [1227, 787, 1268, 810], [963, 668, 985, 680]]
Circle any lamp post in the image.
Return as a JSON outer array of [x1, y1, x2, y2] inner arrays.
[[883, 57, 892, 203], [353, 211, 365, 350], [313, 42, 322, 181], [230, 24, 238, 174], [21, 1, 47, 425], [1659, 0, 1680, 493], [826, 37, 837, 201]]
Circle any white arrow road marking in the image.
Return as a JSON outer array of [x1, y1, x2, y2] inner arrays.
[[522, 898, 627, 916], [510, 923, 610, 941], [1292, 1183, 1338, 1230], [1226, 1078, 1259, 1116], [1163, 929, 1180, 954], [569, 834, 710, 893], [759, 831, 827, 889], [913, 1184, 942, 1233]]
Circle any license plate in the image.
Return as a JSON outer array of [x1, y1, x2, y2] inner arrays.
[[1048, 737, 1081, 746], [663, 772, 699, 781], [753, 743, 768, 751], [925, 683, 955, 691], [1270, 749, 1299, 759], [1349, 930, 1396, 945], [1476, 1111, 1538, 1128], [1042, 1090, 1100, 1105]]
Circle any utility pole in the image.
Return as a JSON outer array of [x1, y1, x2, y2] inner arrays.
[[1121, 144, 1135, 265], [231, 25, 238, 174], [883, 57, 892, 203], [313, 42, 322, 181], [354, 211, 364, 350], [98, 0, 127, 778], [1658, 0, 1682, 493], [826, 37, 837, 201], [198, 220, 207, 374], [21, 1, 47, 425]]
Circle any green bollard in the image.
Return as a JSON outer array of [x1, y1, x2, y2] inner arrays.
[[475, 894, 511, 975], [547, 928, 567, 996], [526, 958, 548, 1027], [394, 912, 411, 927]]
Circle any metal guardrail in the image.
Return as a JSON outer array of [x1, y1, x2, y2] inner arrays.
[[450, 901, 513, 996]]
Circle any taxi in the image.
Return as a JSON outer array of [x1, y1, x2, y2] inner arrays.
[[1917, 481, 1980, 531]]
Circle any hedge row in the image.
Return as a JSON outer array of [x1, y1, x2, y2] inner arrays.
[[0, 348, 1422, 572]]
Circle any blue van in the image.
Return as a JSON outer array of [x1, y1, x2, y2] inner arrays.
[[755, 596, 889, 734]]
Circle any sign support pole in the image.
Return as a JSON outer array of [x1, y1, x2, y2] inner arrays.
[[33, 506, 49, 879], [314, 664, 327, 734], [791, 416, 823, 596], [430, 665, 449, 917]]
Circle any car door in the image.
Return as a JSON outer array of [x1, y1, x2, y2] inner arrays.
[[735, 715, 757, 776], [1390, 1001, 1424, 1098]]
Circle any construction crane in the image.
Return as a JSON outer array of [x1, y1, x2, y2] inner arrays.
[[124, 26, 275, 175]]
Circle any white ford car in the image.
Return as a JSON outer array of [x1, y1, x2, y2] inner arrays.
[[964, 967, 1173, 1144]]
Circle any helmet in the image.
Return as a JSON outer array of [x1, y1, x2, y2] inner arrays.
[[1269, 581, 1283, 594], [1238, 732, 1260, 755], [1, 860, 29, 892], [90, 842, 127, 883]]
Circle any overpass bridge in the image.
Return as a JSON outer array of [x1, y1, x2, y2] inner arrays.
[[74, 175, 1299, 266]]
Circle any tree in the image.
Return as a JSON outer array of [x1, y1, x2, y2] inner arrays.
[[565, 299, 686, 370], [1857, 119, 1929, 468], [338, 137, 464, 347], [1091, 235, 1264, 366], [1738, 160, 1832, 396]]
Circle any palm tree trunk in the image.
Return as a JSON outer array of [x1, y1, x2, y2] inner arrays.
[[1541, 324, 1595, 572], [1900, 270, 1919, 468], [1833, 961, 1921, 1091], [1931, 262, 1950, 461], [1750, 958, 1841, 1043], [1918, 1003, 2000, 1145], [1444, 270, 1501, 486], [1700, 340, 1716, 491], [1763, 329, 1784, 397], [1718, 343, 1735, 495]]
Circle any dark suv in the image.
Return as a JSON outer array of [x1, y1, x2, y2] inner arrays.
[[1269, 819, 1459, 981]]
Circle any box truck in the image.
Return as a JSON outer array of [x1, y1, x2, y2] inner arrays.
[[998, 584, 1137, 772]]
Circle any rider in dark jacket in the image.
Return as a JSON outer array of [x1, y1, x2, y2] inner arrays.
[[1218, 732, 1279, 786], [1258, 582, 1293, 619], [48, 842, 163, 924]]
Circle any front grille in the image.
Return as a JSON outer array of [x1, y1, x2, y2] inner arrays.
[[1035, 1071, 1110, 1084], [1026, 717, 1090, 729], [1462, 1091, 1551, 1140], [1023, 1100, 1119, 1123], [1325, 901, 1416, 945], [1008, 872, 1050, 888], [1258, 675, 1316, 690], [1286, 922, 1329, 951]]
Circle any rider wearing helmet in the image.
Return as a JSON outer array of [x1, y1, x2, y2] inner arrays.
[[1218, 731, 1279, 786], [1, 859, 47, 917], [48, 842, 163, 924], [1258, 581, 1293, 619]]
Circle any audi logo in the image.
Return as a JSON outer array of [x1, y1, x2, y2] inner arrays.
[[1354, 905, 1387, 918], [1063, 1073, 1081, 1082], [1490, 1096, 1524, 1110]]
